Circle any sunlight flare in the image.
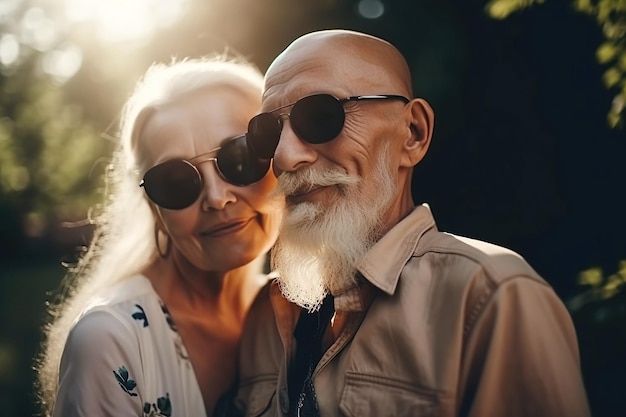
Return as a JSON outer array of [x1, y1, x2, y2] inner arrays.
[[62, 0, 190, 44]]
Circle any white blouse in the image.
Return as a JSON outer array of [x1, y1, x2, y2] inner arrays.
[[53, 275, 206, 417]]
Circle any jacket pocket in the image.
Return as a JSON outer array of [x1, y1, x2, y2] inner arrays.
[[339, 372, 439, 417], [235, 374, 277, 417]]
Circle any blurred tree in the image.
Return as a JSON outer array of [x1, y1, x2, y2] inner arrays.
[[485, 0, 626, 128], [0, 0, 198, 260], [568, 261, 626, 417], [0, 54, 111, 260]]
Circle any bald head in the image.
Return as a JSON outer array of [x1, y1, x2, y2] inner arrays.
[[263, 30, 413, 104]]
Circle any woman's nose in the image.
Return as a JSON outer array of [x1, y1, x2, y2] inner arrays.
[[198, 163, 237, 211]]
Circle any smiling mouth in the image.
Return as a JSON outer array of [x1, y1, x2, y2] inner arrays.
[[291, 184, 322, 197], [201, 219, 251, 237], [287, 185, 326, 205]]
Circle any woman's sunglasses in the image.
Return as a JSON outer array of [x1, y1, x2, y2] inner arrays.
[[246, 93, 410, 159], [139, 134, 270, 210]]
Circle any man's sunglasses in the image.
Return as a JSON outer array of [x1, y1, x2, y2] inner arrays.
[[139, 134, 270, 210], [246, 93, 410, 159]]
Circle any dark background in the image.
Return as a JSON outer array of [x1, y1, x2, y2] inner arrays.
[[0, 0, 624, 416]]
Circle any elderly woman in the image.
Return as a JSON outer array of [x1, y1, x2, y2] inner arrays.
[[36, 57, 281, 417]]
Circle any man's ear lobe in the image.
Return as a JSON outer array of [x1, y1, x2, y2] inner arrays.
[[400, 98, 434, 167]]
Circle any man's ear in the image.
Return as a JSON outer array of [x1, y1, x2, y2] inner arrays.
[[400, 98, 434, 168]]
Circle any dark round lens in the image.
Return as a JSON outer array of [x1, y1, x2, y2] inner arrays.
[[291, 94, 345, 144], [142, 160, 202, 210], [217, 135, 271, 186], [248, 113, 281, 159]]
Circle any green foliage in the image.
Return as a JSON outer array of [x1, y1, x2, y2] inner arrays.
[[485, 0, 545, 19], [485, 0, 626, 128], [0, 56, 111, 242], [569, 260, 626, 312]]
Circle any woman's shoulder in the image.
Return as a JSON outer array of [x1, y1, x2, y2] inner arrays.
[[65, 275, 169, 366], [84, 274, 156, 309], [67, 308, 136, 351], [74, 274, 162, 332]]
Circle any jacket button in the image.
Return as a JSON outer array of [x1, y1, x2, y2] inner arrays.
[[279, 387, 290, 414]]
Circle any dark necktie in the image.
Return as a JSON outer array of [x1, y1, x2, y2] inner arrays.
[[288, 294, 335, 417]]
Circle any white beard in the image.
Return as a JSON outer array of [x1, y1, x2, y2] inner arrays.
[[270, 145, 396, 311]]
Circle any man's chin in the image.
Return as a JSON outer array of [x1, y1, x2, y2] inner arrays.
[[282, 201, 324, 231]]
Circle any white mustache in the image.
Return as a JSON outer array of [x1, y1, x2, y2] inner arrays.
[[271, 167, 358, 199]]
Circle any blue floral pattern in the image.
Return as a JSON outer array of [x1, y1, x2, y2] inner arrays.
[[159, 301, 177, 332], [132, 304, 149, 327], [143, 393, 172, 417], [159, 300, 189, 362], [113, 366, 138, 397]]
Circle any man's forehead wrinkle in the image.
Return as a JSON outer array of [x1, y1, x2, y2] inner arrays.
[[262, 59, 329, 109], [267, 58, 327, 85]]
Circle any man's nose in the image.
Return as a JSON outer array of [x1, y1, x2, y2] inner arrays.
[[273, 117, 317, 175]]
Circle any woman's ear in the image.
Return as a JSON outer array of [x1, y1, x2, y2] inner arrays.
[[148, 199, 167, 232], [400, 98, 434, 168]]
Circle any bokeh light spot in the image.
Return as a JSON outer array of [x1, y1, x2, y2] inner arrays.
[[0, 0, 20, 25], [24, 211, 46, 238], [357, 0, 385, 19], [1, 165, 30, 192], [0, 34, 19, 67], [62, 0, 190, 45], [42, 45, 83, 84]]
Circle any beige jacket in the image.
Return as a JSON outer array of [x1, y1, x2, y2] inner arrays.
[[236, 205, 590, 417]]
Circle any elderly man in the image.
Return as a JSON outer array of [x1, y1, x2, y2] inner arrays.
[[235, 29, 590, 417]]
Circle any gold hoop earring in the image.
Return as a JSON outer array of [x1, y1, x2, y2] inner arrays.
[[154, 226, 170, 258]]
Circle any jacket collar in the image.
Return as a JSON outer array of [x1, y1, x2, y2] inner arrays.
[[357, 204, 437, 296]]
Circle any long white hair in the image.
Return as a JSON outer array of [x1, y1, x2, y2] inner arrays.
[[34, 56, 264, 416]]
